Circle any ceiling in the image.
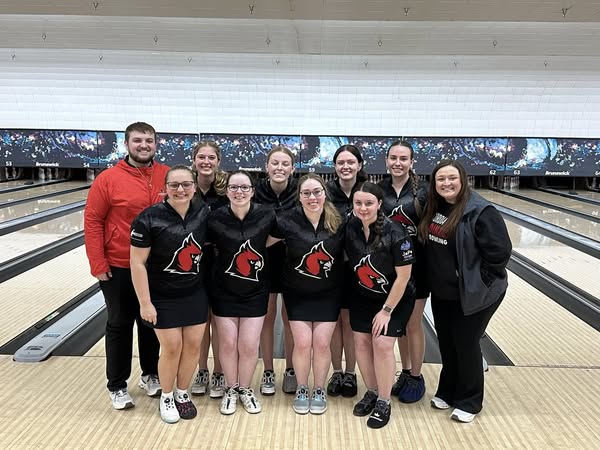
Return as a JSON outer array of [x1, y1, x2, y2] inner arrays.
[[2, 0, 600, 22], [1, 1, 600, 61]]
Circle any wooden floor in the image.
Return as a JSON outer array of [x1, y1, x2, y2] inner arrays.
[[1, 184, 599, 448], [0, 357, 599, 449]]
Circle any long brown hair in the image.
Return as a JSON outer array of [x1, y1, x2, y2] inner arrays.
[[353, 182, 385, 248], [297, 173, 342, 234], [191, 140, 227, 194], [387, 140, 422, 218], [417, 160, 470, 243], [333, 144, 368, 183]]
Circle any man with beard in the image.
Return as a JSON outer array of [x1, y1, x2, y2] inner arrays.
[[85, 122, 170, 410]]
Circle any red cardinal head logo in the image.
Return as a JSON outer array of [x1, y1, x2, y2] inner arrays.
[[295, 242, 334, 279], [164, 233, 203, 275], [354, 255, 389, 294], [225, 240, 264, 282], [390, 205, 416, 235]]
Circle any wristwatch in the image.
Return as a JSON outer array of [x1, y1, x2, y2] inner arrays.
[[382, 304, 393, 314]]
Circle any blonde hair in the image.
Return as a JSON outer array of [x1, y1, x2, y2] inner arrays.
[[191, 140, 227, 194], [297, 173, 342, 234]]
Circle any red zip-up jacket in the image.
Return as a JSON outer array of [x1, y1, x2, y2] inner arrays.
[[84, 159, 170, 277]]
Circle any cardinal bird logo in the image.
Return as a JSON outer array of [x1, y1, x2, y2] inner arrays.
[[389, 205, 417, 235], [225, 239, 264, 282], [295, 242, 334, 279], [164, 233, 203, 275], [354, 255, 389, 294]]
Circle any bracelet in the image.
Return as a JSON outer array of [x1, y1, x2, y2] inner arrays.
[[382, 304, 393, 314]]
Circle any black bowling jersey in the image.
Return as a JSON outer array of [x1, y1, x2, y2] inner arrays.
[[272, 206, 345, 296], [378, 177, 428, 237], [207, 203, 276, 300], [345, 216, 416, 302], [326, 179, 357, 217], [254, 177, 298, 214], [131, 199, 209, 298], [196, 183, 228, 211]]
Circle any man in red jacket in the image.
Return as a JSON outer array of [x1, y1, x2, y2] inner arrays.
[[85, 122, 170, 410]]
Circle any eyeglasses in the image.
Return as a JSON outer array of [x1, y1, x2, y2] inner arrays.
[[166, 181, 195, 190], [299, 188, 325, 199], [227, 184, 252, 192]]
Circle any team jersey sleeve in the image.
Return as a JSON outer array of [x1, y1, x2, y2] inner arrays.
[[391, 224, 416, 267], [130, 208, 152, 248], [267, 207, 278, 234], [270, 212, 286, 239]]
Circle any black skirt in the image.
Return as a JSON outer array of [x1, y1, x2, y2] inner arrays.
[[147, 288, 209, 329], [349, 293, 415, 337], [283, 289, 342, 322], [210, 290, 269, 318]]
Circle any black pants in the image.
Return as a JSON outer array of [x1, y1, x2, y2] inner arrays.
[[100, 267, 160, 392], [431, 295, 503, 414]]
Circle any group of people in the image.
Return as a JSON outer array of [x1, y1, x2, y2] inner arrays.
[[84, 122, 511, 428]]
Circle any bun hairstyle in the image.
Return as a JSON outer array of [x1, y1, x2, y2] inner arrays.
[[417, 159, 470, 243], [297, 173, 342, 234], [354, 182, 385, 248], [333, 144, 368, 184], [191, 140, 228, 194], [387, 140, 422, 218]]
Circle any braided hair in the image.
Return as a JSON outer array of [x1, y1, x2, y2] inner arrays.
[[409, 168, 422, 218], [353, 182, 385, 248]]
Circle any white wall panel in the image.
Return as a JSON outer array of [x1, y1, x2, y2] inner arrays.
[[1, 51, 600, 137]]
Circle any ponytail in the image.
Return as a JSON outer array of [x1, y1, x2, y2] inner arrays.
[[371, 208, 385, 248], [409, 169, 422, 218]]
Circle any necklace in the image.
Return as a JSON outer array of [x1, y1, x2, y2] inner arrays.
[[135, 164, 154, 189]]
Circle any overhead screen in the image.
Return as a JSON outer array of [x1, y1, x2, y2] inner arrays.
[[2, 129, 599, 176], [200, 134, 303, 171], [0, 129, 98, 168]]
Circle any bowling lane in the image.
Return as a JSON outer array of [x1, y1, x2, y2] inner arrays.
[[0, 189, 88, 223], [479, 189, 600, 241], [0, 246, 96, 347], [0, 179, 62, 191], [0, 181, 89, 205], [577, 190, 600, 201], [516, 188, 600, 217], [0, 210, 84, 264], [506, 221, 599, 299], [487, 271, 600, 367]]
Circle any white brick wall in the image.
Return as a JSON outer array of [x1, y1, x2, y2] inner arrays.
[[1, 51, 599, 138]]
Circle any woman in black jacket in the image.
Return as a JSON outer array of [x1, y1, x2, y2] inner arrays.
[[254, 146, 298, 396], [417, 160, 511, 423], [325, 144, 368, 398]]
